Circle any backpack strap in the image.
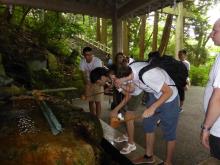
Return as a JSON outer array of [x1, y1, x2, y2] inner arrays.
[[138, 64, 156, 84], [138, 64, 176, 87]]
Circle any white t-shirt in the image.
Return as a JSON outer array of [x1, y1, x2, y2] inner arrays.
[[121, 80, 143, 96], [80, 56, 102, 82], [129, 57, 135, 64], [129, 62, 178, 102], [182, 60, 190, 71], [203, 54, 220, 137]]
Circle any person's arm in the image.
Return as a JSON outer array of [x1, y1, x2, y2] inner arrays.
[[110, 84, 133, 117], [142, 83, 172, 118], [201, 88, 220, 149], [120, 82, 135, 94], [114, 73, 134, 88]]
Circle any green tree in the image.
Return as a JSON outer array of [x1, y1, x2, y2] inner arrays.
[[184, 0, 215, 66]]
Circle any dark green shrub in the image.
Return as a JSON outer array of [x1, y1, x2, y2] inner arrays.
[[190, 65, 210, 87], [190, 56, 216, 87]]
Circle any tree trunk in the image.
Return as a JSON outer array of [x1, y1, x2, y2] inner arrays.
[[96, 17, 101, 42], [101, 18, 107, 45], [158, 14, 173, 55], [139, 15, 146, 60], [152, 11, 159, 51]]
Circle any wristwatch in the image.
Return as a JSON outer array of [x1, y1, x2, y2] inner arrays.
[[201, 124, 211, 132]]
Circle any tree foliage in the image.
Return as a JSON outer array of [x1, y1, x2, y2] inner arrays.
[[184, 0, 215, 66]]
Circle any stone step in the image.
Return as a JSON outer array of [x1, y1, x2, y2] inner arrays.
[[100, 119, 163, 165]]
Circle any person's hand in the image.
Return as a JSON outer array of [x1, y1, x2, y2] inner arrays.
[[142, 106, 156, 118], [184, 85, 189, 91], [114, 78, 122, 88], [110, 110, 118, 118], [200, 130, 210, 149]]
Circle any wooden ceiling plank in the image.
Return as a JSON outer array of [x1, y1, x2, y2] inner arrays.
[[117, 0, 153, 18], [0, 0, 113, 18]]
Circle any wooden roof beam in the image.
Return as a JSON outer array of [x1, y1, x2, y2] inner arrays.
[[0, 0, 113, 18], [117, 0, 154, 18]]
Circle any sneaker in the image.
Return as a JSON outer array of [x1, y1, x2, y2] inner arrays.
[[179, 108, 184, 113], [118, 113, 124, 120], [114, 135, 128, 143], [157, 119, 161, 127], [133, 155, 155, 164], [120, 143, 136, 154]]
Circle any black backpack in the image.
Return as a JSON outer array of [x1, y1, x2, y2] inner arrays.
[[138, 55, 188, 88]]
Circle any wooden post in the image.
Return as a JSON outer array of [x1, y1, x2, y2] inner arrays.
[[139, 15, 146, 60], [152, 11, 159, 51], [112, 13, 123, 60], [101, 18, 107, 45], [96, 17, 101, 42], [123, 20, 129, 56], [175, 2, 184, 59]]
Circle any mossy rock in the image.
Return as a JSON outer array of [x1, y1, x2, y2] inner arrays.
[[0, 132, 96, 165], [50, 104, 103, 144], [47, 53, 58, 71], [0, 104, 97, 165], [0, 85, 26, 98]]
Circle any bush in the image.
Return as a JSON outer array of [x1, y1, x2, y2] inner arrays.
[[190, 65, 211, 87]]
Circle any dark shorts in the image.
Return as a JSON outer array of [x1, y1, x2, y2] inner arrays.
[[125, 93, 143, 111], [177, 86, 185, 101], [143, 93, 180, 141], [209, 134, 220, 160]]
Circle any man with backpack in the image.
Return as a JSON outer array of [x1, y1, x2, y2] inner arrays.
[[147, 51, 188, 113], [113, 60, 179, 165]]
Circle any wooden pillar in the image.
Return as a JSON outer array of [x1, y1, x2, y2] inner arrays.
[[123, 20, 129, 56], [101, 18, 107, 45], [96, 17, 101, 42], [175, 2, 184, 59], [139, 15, 146, 60], [152, 11, 159, 51], [112, 14, 123, 60]]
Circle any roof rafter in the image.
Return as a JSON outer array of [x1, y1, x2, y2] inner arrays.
[[0, 0, 114, 18], [117, 0, 155, 18]]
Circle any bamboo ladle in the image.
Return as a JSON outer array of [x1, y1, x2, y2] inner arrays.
[[110, 111, 160, 128], [110, 115, 142, 128]]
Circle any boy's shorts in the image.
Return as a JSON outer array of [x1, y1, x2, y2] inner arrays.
[[86, 83, 103, 102], [125, 92, 143, 111], [143, 93, 179, 141]]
